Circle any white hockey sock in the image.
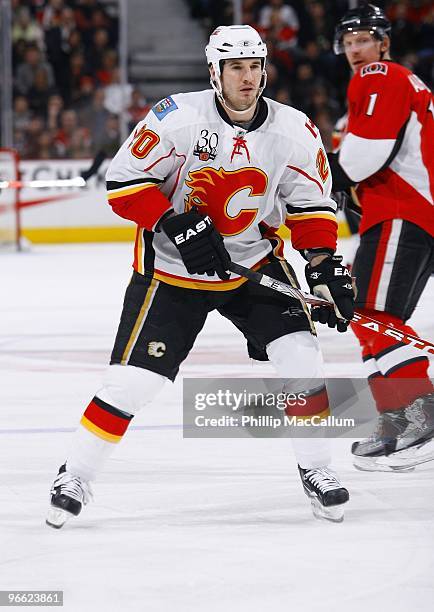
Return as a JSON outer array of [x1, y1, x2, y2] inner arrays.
[[65, 365, 166, 482], [291, 437, 332, 469], [67, 426, 116, 482], [267, 332, 331, 468]]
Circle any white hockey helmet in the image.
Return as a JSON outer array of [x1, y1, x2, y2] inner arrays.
[[205, 25, 267, 104]]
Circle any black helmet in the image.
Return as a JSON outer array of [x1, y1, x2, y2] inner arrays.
[[334, 3, 391, 55]]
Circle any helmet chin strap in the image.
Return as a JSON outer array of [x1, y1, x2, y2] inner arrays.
[[221, 95, 258, 116]]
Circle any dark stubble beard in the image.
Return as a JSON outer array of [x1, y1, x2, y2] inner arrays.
[[224, 89, 258, 112]]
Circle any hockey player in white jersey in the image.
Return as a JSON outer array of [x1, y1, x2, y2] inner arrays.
[[46, 25, 355, 528]]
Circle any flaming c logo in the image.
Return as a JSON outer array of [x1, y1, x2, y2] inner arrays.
[[184, 166, 268, 236]]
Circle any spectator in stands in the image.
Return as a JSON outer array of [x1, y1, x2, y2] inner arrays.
[[41, 0, 65, 29], [240, 0, 262, 30], [95, 49, 118, 85], [13, 128, 27, 158], [44, 5, 77, 66], [418, 6, 434, 55], [15, 42, 55, 95], [266, 4, 299, 50], [127, 89, 151, 131], [24, 116, 46, 158], [46, 93, 64, 131], [86, 27, 110, 74], [89, 6, 113, 35], [53, 108, 89, 157], [37, 131, 58, 159], [75, 0, 115, 42], [275, 86, 291, 105], [96, 114, 121, 157], [307, 84, 339, 125], [79, 88, 109, 149], [75, 0, 99, 30], [12, 5, 44, 49], [13, 95, 32, 132], [69, 127, 93, 159], [313, 108, 334, 149], [67, 28, 84, 56], [27, 66, 58, 116], [263, 60, 280, 98], [103, 67, 133, 115], [65, 51, 89, 104], [72, 75, 96, 114], [387, 1, 416, 56], [259, 0, 299, 37], [12, 37, 28, 71], [44, 5, 78, 97], [290, 62, 316, 113], [305, 0, 334, 51]]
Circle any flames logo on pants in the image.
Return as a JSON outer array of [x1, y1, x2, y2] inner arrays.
[[184, 166, 268, 236]]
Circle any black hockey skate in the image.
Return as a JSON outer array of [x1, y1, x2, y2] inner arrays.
[[298, 465, 349, 523], [46, 464, 93, 529], [352, 393, 434, 472]]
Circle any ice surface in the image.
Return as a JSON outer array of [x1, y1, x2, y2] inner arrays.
[[0, 241, 433, 612]]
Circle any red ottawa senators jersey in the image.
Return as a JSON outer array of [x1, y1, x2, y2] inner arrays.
[[338, 60, 434, 236]]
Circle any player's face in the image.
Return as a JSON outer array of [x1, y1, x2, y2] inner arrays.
[[342, 31, 385, 72], [219, 58, 263, 111]]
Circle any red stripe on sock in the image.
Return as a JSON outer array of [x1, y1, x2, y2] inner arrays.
[[83, 400, 132, 436], [285, 386, 329, 417]]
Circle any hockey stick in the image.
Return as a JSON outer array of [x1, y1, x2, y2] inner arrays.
[[0, 177, 86, 189], [229, 262, 434, 356], [0, 151, 107, 190]]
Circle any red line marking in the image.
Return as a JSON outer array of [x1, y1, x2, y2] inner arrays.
[[18, 194, 78, 209]]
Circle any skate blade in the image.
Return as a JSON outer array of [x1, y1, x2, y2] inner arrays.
[[46, 507, 72, 529], [353, 456, 416, 472], [386, 437, 434, 469], [310, 497, 345, 523]]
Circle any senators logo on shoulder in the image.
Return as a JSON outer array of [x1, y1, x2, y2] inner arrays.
[[360, 62, 388, 77]]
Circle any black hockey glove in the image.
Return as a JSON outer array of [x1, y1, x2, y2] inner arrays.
[[162, 208, 231, 280], [305, 255, 355, 332]]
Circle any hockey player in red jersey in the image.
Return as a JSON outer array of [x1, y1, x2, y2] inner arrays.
[[328, 4, 434, 471], [46, 25, 355, 528]]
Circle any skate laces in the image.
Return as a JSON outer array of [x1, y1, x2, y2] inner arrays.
[[304, 469, 341, 493], [53, 472, 93, 505]]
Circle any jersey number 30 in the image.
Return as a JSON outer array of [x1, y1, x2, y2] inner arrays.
[[129, 126, 160, 159]]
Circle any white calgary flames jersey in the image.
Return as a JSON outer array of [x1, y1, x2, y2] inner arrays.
[[106, 89, 337, 290], [339, 61, 434, 236]]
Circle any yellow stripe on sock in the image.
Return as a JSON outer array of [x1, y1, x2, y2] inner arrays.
[[293, 407, 331, 421], [80, 416, 122, 443]]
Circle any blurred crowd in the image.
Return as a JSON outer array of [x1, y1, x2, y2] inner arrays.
[[11, 0, 150, 159], [10, 0, 434, 158], [189, 0, 434, 149]]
